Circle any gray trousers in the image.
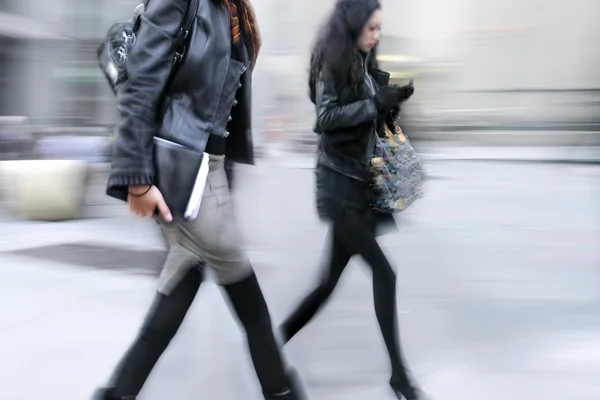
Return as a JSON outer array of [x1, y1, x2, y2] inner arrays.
[[157, 155, 252, 295]]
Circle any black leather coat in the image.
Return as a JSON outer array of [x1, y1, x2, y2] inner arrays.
[[107, 0, 253, 199], [313, 52, 397, 233], [315, 52, 392, 182]]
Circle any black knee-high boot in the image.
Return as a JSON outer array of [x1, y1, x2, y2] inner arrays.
[[224, 273, 307, 399]]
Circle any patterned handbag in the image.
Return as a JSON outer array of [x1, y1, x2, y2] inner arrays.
[[368, 122, 425, 214]]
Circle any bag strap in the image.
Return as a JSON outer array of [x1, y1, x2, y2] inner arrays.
[[180, 0, 200, 41], [173, 0, 200, 63]]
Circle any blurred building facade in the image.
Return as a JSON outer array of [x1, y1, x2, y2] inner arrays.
[[386, 0, 600, 129], [0, 0, 147, 127], [0, 0, 599, 137]]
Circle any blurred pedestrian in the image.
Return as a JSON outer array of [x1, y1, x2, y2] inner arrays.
[[278, 0, 423, 399], [93, 0, 304, 399]]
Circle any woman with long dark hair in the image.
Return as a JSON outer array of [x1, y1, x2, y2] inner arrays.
[[92, 0, 305, 398], [279, 1, 423, 399]]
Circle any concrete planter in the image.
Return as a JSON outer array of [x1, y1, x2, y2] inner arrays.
[[1, 159, 89, 221]]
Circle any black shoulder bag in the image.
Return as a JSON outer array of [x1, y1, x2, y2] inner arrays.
[[97, 0, 200, 94]]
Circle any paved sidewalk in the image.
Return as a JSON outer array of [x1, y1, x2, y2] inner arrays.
[[1, 160, 599, 400], [0, 252, 258, 400]]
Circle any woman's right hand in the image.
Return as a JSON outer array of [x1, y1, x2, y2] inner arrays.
[[128, 185, 173, 222], [395, 81, 415, 102], [374, 86, 401, 112], [375, 82, 415, 112]]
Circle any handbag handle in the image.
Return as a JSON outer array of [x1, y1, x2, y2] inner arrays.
[[383, 121, 407, 143], [383, 123, 394, 139]]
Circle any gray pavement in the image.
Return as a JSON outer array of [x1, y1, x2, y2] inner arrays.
[[0, 158, 599, 400]]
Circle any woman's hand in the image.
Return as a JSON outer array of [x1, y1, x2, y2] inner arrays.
[[127, 185, 173, 222], [374, 86, 401, 112], [395, 80, 415, 102], [375, 81, 415, 113]]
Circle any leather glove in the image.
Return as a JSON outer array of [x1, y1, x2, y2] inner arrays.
[[395, 79, 415, 102], [373, 85, 400, 112]]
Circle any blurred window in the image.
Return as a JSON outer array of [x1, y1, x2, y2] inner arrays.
[[57, 39, 115, 126]]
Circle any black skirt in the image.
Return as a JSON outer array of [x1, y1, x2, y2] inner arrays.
[[315, 163, 396, 236]]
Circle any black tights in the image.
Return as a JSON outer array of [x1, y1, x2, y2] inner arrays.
[[107, 268, 290, 398], [280, 213, 416, 395]]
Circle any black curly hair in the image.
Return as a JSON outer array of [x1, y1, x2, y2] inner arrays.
[[308, 0, 382, 104]]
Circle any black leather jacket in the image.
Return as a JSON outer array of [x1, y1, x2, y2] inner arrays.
[[315, 52, 392, 181], [107, 0, 253, 199]]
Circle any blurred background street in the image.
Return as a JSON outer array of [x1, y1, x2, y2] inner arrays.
[[1, 0, 599, 399]]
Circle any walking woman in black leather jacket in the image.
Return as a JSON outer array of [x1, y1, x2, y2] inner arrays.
[[93, 0, 304, 399], [278, 1, 424, 399]]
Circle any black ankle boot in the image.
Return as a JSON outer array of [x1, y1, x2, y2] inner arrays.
[[263, 388, 297, 400], [390, 376, 421, 400], [391, 384, 429, 400], [91, 387, 136, 400], [263, 368, 307, 400]]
